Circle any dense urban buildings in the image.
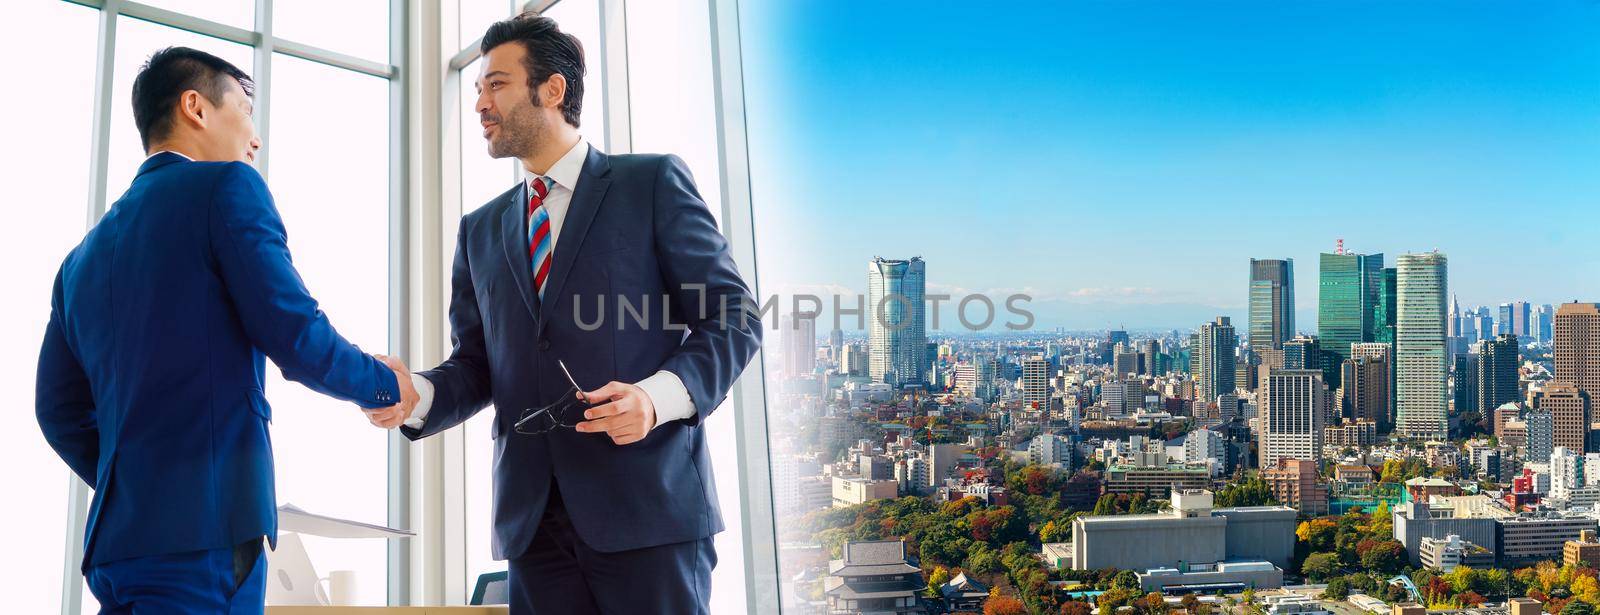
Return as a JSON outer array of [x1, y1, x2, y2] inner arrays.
[[767, 249, 1593, 615]]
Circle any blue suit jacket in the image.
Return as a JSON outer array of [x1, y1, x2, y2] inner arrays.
[[403, 146, 762, 557], [35, 152, 401, 568]]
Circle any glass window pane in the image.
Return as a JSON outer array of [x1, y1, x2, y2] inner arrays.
[[0, 4, 99, 613], [624, 1, 744, 612], [140, 0, 254, 29], [460, 54, 514, 594], [460, 57, 519, 213], [274, 0, 389, 64], [266, 52, 392, 606], [107, 17, 253, 207], [541, 0, 607, 151], [459, 0, 512, 52]]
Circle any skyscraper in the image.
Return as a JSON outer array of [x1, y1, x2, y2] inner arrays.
[[1477, 333, 1520, 415], [867, 256, 927, 386], [1249, 258, 1296, 350], [1395, 252, 1448, 440], [1022, 355, 1050, 413], [1538, 382, 1590, 455], [1511, 301, 1531, 337], [780, 313, 817, 378], [1260, 368, 1326, 468], [1318, 251, 1384, 385], [1196, 316, 1237, 402], [1452, 353, 1478, 417], [1376, 267, 1398, 345], [1554, 302, 1600, 401], [1352, 342, 1396, 421], [1342, 354, 1391, 431], [1533, 304, 1555, 345]]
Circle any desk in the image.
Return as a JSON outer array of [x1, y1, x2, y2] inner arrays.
[[266, 608, 508, 614]]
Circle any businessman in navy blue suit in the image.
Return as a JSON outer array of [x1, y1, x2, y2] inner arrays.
[[378, 14, 760, 615], [35, 47, 418, 614]]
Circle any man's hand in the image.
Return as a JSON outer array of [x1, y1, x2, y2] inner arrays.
[[365, 354, 418, 429], [574, 382, 657, 446]]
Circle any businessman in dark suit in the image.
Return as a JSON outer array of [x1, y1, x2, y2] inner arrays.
[[376, 13, 761, 615], [35, 47, 418, 614]]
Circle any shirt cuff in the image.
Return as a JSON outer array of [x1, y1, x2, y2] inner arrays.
[[402, 373, 435, 430], [636, 370, 695, 431]]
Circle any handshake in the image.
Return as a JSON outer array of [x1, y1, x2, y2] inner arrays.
[[364, 354, 420, 429]]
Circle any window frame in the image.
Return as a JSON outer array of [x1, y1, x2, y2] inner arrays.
[[57, 0, 408, 612]]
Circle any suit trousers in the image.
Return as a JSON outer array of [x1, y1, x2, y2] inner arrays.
[[86, 537, 266, 615], [507, 481, 716, 615]]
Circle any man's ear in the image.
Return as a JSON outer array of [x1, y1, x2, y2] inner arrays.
[[541, 74, 567, 111], [178, 90, 207, 130]]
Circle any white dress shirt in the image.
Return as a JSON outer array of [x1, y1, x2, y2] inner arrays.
[[404, 139, 695, 431], [148, 150, 194, 161]]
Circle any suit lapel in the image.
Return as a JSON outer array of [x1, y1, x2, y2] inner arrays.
[[536, 145, 612, 337], [500, 181, 540, 324]]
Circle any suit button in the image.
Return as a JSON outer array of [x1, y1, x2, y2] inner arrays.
[[538, 339, 551, 351]]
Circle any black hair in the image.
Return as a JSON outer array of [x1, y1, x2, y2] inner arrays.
[[131, 46, 255, 150], [481, 12, 585, 128]]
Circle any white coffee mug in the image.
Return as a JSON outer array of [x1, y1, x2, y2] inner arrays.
[[315, 570, 358, 606]]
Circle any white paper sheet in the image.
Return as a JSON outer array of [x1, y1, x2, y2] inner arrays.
[[277, 503, 415, 539]]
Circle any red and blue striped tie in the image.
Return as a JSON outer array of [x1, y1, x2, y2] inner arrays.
[[527, 176, 553, 300]]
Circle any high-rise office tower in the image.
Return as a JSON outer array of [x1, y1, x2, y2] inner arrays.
[[1396, 252, 1448, 440], [1534, 304, 1555, 345], [1376, 267, 1398, 345], [1452, 353, 1478, 416], [1474, 309, 1494, 344], [1022, 355, 1049, 412], [828, 328, 844, 357], [1447, 294, 1461, 340], [1342, 354, 1392, 431], [867, 256, 926, 386], [1528, 410, 1555, 462], [1249, 258, 1296, 350], [1477, 333, 1520, 414], [1498, 303, 1513, 336], [1196, 317, 1237, 402], [1113, 343, 1139, 378], [1319, 251, 1384, 386], [1511, 301, 1531, 337], [1352, 342, 1396, 422], [1138, 338, 1164, 376], [1260, 368, 1326, 468], [1554, 302, 1600, 401], [1283, 336, 1321, 371], [780, 313, 817, 379], [840, 344, 868, 377], [1538, 382, 1590, 455]]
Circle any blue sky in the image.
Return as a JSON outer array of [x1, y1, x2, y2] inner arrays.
[[739, 1, 1600, 331]]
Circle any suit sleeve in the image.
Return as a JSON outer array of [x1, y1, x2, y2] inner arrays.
[[208, 162, 399, 408], [35, 266, 99, 487], [405, 221, 493, 439], [651, 155, 763, 426]]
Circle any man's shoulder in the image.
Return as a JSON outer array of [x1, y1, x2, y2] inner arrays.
[[605, 151, 680, 178], [138, 160, 263, 202]]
